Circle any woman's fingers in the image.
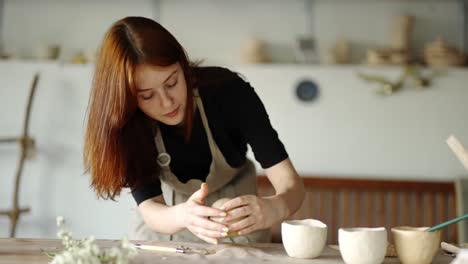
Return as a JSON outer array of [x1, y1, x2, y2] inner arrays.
[[220, 195, 254, 211], [188, 216, 229, 243], [191, 216, 229, 233], [196, 233, 218, 244], [189, 183, 209, 204], [192, 224, 228, 239], [190, 203, 227, 218], [222, 205, 252, 222], [227, 215, 256, 233], [233, 223, 258, 236], [218, 195, 263, 235], [183, 183, 232, 243]]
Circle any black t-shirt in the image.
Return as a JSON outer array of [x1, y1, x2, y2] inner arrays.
[[131, 67, 288, 205]]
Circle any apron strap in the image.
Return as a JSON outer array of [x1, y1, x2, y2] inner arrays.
[[152, 88, 240, 195], [195, 91, 218, 155], [153, 122, 172, 170]]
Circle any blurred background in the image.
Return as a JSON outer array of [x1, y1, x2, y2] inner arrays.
[[1, 0, 467, 241]]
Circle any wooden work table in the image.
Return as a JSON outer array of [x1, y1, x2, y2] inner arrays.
[[0, 238, 453, 263]]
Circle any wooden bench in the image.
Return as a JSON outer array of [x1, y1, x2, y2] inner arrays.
[[257, 176, 457, 244]]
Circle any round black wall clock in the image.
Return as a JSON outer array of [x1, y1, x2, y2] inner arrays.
[[295, 79, 319, 102]]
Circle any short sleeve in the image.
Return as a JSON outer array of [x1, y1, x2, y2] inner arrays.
[[221, 76, 289, 169], [131, 182, 162, 205]]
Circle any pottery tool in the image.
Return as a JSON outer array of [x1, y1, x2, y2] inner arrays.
[[135, 244, 186, 253], [447, 135, 468, 171], [135, 244, 215, 255], [427, 214, 468, 232], [441, 242, 461, 255]]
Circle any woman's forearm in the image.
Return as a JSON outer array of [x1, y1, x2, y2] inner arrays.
[[265, 179, 305, 221], [264, 158, 305, 222], [138, 196, 186, 234]]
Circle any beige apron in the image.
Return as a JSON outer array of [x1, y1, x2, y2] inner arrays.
[[131, 89, 271, 243]]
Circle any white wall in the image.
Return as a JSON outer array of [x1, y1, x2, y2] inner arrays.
[[0, 0, 463, 64], [1, 61, 467, 239], [233, 64, 468, 180], [1, 0, 157, 60], [0, 62, 136, 239], [159, 0, 308, 64]]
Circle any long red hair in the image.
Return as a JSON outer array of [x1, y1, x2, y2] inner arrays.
[[84, 17, 196, 200]]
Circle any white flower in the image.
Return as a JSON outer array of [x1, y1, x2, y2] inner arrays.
[[50, 254, 63, 264], [62, 251, 75, 262], [56, 216, 64, 227], [57, 231, 69, 240], [120, 237, 137, 256], [48, 217, 137, 264]]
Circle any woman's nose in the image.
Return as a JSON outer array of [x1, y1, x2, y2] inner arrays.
[[159, 89, 174, 108]]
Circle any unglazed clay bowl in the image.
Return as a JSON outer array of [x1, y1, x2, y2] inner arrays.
[[339, 227, 387, 264], [281, 219, 327, 259], [392, 226, 440, 264]]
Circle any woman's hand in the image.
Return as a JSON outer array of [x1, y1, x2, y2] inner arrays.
[[219, 195, 280, 236], [221, 159, 305, 237], [178, 183, 229, 244]]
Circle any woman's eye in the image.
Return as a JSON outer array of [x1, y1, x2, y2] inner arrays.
[[141, 93, 153, 100], [167, 81, 177, 88]]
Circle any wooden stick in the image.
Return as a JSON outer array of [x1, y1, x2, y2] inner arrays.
[[0, 73, 39, 238], [447, 135, 468, 171], [11, 74, 39, 238]]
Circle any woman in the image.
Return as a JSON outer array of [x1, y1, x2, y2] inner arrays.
[[84, 16, 304, 244]]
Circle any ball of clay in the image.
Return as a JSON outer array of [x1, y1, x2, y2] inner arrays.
[[212, 198, 231, 210], [210, 198, 245, 237], [210, 198, 231, 223]]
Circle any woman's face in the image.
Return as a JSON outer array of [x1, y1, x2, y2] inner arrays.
[[134, 63, 187, 126]]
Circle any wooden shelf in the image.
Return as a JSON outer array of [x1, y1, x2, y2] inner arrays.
[[1, 59, 467, 72]]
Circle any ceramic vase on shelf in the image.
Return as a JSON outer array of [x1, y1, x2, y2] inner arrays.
[[365, 15, 413, 66], [35, 44, 61, 61], [294, 35, 319, 64], [423, 37, 466, 67], [325, 38, 350, 64], [240, 38, 270, 64]]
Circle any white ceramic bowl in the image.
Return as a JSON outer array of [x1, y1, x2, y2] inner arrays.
[[339, 227, 387, 264], [281, 219, 327, 259], [391, 226, 441, 264]]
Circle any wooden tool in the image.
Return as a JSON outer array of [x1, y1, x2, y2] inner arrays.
[[447, 135, 468, 171], [135, 244, 186, 253], [135, 244, 216, 255], [427, 214, 468, 232], [441, 242, 461, 254]]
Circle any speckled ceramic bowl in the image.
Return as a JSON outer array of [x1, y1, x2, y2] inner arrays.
[[391, 226, 441, 264]]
